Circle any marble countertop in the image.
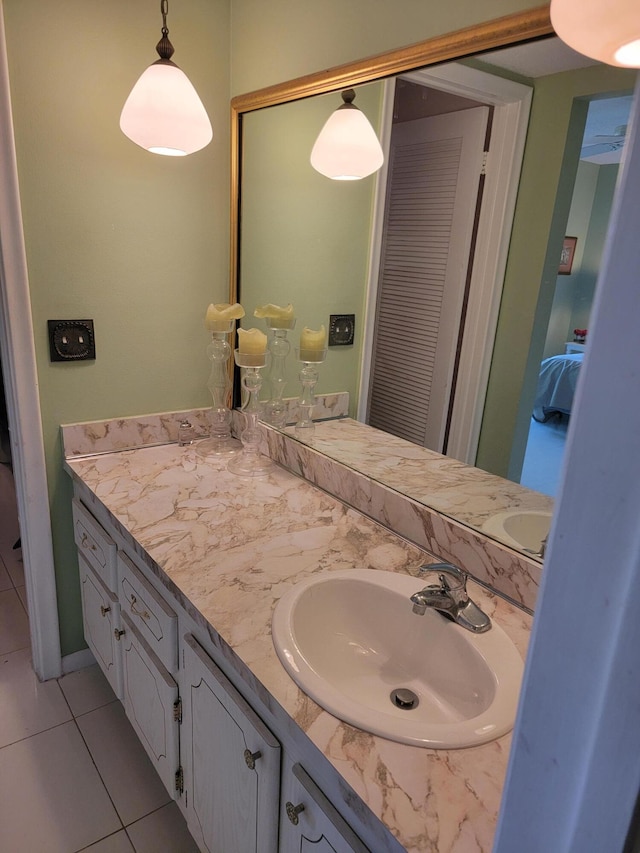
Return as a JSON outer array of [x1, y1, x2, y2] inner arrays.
[[64, 441, 532, 853]]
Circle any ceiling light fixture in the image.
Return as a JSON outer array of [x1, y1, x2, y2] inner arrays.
[[550, 0, 640, 68], [310, 89, 384, 180], [120, 0, 213, 157]]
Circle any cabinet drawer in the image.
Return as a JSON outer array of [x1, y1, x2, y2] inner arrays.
[[79, 555, 123, 699], [72, 498, 117, 592], [121, 614, 180, 801], [117, 552, 178, 673]]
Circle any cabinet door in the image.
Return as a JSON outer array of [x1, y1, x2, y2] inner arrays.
[[280, 761, 371, 853], [120, 613, 180, 800], [79, 555, 123, 699], [182, 633, 281, 853]]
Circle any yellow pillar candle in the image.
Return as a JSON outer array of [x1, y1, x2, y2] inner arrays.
[[299, 325, 327, 361], [254, 303, 295, 325], [238, 327, 268, 354], [205, 302, 245, 332]]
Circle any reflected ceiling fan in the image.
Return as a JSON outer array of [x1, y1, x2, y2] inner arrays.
[[580, 124, 627, 164]]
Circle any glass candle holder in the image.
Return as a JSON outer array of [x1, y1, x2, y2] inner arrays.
[[197, 322, 241, 458], [295, 347, 327, 438], [228, 350, 273, 477], [263, 316, 296, 428]]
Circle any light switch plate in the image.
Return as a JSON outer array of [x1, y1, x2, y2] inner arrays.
[[328, 314, 355, 346], [48, 319, 96, 362]]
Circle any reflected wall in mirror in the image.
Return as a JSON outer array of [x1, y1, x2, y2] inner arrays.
[[231, 7, 636, 560]]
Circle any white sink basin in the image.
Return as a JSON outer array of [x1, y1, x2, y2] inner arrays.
[[272, 569, 523, 748], [482, 510, 552, 553]]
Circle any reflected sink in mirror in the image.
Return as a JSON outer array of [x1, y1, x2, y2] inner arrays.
[[482, 510, 552, 554], [272, 569, 523, 748]]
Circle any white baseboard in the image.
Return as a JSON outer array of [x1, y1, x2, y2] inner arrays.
[[61, 647, 96, 674]]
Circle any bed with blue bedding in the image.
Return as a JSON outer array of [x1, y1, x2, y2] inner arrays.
[[532, 352, 583, 422]]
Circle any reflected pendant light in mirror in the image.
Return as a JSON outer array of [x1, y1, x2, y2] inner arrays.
[[551, 0, 640, 67], [310, 89, 384, 180], [120, 0, 213, 156]]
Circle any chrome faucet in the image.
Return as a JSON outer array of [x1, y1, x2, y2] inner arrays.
[[409, 562, 491, 633], [525, 535, 547, 559]]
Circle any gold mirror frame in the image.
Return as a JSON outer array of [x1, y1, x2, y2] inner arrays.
[[228, 4, 553, 304]]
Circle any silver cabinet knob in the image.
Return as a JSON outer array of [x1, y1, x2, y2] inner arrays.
[[113, 628, 125, 641], [100, 605, 111, 617], [243, 749, 262, 770], [286, 801, 305, 825]]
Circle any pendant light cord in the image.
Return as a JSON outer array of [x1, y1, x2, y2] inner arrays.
[[156, 0, 175, 61]]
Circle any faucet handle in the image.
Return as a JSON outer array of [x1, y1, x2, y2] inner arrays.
[[419, 562, 466, 590]]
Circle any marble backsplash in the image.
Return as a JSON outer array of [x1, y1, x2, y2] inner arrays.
[[61, 393, 349, 458]]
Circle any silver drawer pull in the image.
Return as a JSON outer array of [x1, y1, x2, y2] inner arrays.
[[100, 605, 111, 617], [114, 628, 125, 641], [286, 801, 305, 825], [129, 595, 151, 622], [81, 532, 96, 552], [243, 749, 262, 770]]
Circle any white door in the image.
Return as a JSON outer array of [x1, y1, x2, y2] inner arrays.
[[120, 614, 180, 800], [181, 633, 281, 853], [78, 555, 123, 699], [367, 106, 489, 451]]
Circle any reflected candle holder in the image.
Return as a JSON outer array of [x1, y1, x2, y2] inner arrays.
[[295, 347, 327, 438], [263, 316, 296, 428], [228, 350, 273, 477], [197, 322, 241, 458]]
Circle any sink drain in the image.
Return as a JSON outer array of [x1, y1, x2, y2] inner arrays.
[[390, 688, 419, 710]]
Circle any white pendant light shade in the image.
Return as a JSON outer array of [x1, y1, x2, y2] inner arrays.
[[120, 60, 212, 156], [120, 1, 212, 157], [550, 0, 640, 67], [311, 90, 384, 180]]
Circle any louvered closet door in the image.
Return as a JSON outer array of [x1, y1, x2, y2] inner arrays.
[[368, 106, 489, 451]]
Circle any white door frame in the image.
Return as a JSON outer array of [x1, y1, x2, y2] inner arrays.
[[0, 2, 61, 680], [358, 64, 532, 465], [495, 77, 640, 852]]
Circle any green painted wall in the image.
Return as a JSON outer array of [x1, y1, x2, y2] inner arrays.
[[4, 0, 231, 656], [230, 0, 538, 95], [570, 164, 618, 332], [239, 83, 383, 409]]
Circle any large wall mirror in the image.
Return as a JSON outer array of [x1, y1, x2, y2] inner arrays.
[[230, 6, 636, 560]]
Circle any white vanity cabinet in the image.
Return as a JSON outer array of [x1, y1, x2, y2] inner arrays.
[[70, 489, 388, 853], [280, 759, 371, 853], [180, 633, 281, 853]]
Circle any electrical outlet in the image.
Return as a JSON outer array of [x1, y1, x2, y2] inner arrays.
[[328, 314, 355, 346], [48, 320, 96, 362]]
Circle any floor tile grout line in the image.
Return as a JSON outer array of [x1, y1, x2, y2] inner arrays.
[[0, 716, 76, 752], [71, 713, 128, 836]]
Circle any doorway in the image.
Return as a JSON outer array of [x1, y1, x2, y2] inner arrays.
[[0, 356, 28, 645], [358, 64, 533, 464], [518, 93, 632, 497], [367, 99, 489, 452], [0, 5, 61, 679]]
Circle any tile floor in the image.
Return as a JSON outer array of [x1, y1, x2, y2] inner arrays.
[[0, 462, 199, 853]]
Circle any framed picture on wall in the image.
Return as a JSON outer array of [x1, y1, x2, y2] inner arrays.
[[559, 236, 577, 275]]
